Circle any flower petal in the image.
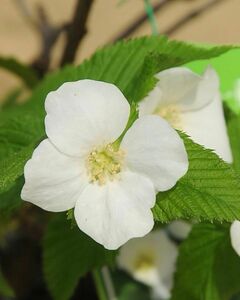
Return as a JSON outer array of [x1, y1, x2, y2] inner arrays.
[[121, 115, 188, 191], [167, 220, 192, 240], [45, 80, 130, 157], [74, 171, 155, 250], [182, 93, 233, 163], [156, 67, 200, 107], [139, 86, 162, 116], [21, 139, 87, 212], [177, 66, 219, 111], [139, 66, 219, 115], [117, 230, 177, 299], [230, 221, 240, 256]]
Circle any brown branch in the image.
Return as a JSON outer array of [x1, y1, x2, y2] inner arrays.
[[60, 0, 94, 67], [31, 5, 68, 77], [15, 0, 94, 76], [13, 0, 38, 29], [111, 0, 224, 43], [14, 0, 67, 77], [165, 0, 224, 35], [111, 0, 169, 43]]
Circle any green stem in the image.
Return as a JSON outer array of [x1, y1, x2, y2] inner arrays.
[[101, 267, 117, 300], [113, 102, 139, 148], [92, 269, 108, 300], [144, 0, 158, 35]]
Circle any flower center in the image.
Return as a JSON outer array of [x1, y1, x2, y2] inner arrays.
[[86, 144, 124, 185], [155, 104, 182, 129], [134, 252, 156, 272]]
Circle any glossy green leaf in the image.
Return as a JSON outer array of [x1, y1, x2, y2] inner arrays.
[[43, 214, 116, 300]]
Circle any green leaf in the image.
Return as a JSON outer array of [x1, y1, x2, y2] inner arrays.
[[0, 113, 44, 193], [0, 36, 234, 194], [153, 133, 240, 222], [0, 57, 38, 89], [0, 88, 22, 110], [0, 143, 38, 194], [171, 223, 240, 300], [226, 109, 240, 173], [43, 214, 116, 300], [232, 293, 240, 300], [29, 36, 233, 109], [0, 178, 23, 218], [0, 269, 14, 298]]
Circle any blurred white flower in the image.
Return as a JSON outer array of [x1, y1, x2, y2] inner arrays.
[[230, 221, 240, 256], [21, 79, 188, 250], [167, 220, 191, 240], [139, 66, 233, 240], [139, 66, 232, 163], [117, 230, 178, 300]]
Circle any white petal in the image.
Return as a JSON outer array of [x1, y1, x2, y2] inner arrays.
[[182, 93, 233, 163], [139, 66, 219, 115], [139, 86, 162, 116], [74, 171, 155, 250], [157, 66, 219, 111], [121, 115, 188, 191], [230, 221, 240, 256], [45, 80, 130, 156], [117, 230, 177, 299], [152, 283, 171, 300], [21, 139, 87, 212], [155, 67, 200, 106], [167, 220, 192, 240]]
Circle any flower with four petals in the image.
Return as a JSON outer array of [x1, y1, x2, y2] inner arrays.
[[21, 79, 188, 250]]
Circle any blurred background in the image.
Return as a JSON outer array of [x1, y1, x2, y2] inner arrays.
[[0, 0, 239, 99]]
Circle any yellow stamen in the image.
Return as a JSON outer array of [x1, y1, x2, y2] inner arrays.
[[155, 104, 182, 129], [86, 144, 124, 185], [134, 253, 156, 271]]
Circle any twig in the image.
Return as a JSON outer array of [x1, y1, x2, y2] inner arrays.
[[165, 0, 224, 35], [14, 0, 94, 75], [13, 0, 38, 29], [101, 267, 117, 300], [60, 0, 94, 67], [32, 5, 68, 77], [111, 0, 169, 43], [14, 0, 67, 77]]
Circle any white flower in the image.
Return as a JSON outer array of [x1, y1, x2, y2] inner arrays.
[[117, 230, 178, 299], [230, 221, 240, 256], [167, 220, 191, 240], [140, 66, 233, 241], [139, 66, 232, 163], [21, 79, 188, 250]]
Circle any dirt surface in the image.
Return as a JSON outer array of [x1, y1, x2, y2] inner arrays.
[[0, 0, 239, 99]]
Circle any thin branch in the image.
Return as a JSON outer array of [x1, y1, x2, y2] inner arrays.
[[31, 5, 67, 77], [111, 0, 224, 42], [111, 0, 169, 43], [101, 267, 117, 300], [165, 0, 224, 35], [14, 0, 67, 77], [60, 0, 94, 67], [13, 0, 38, 29], [14, 0, 94, 76]]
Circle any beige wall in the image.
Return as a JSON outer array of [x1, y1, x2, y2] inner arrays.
[[0, 0, 239, 98]]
